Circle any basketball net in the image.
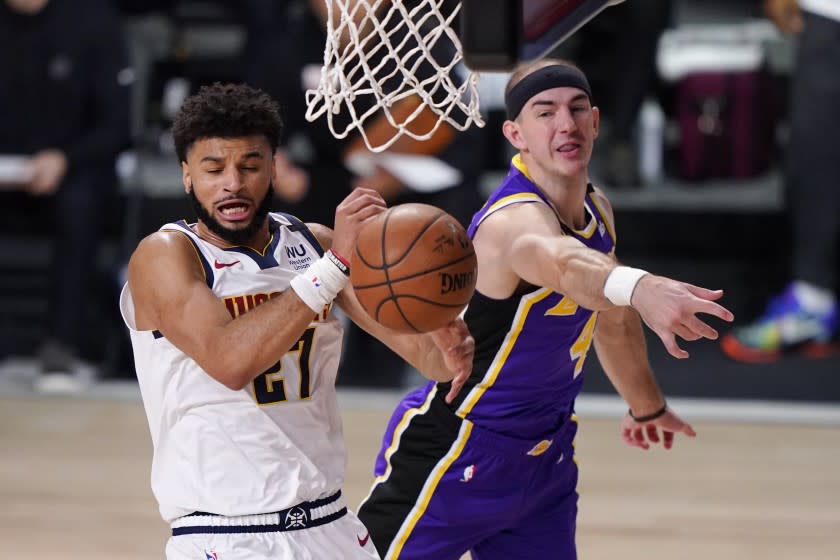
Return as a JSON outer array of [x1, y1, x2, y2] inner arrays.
[[304, 0, 484, 153]]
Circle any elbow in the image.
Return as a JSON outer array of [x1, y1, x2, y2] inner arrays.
[[218, 374, 251, 392]]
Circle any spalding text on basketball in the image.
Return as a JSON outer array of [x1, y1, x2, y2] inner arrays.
[[440, 270, 475, 294]]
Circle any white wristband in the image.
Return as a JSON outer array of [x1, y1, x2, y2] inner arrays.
[[290, 252, 349, 313], [603, 266, 649, 306]]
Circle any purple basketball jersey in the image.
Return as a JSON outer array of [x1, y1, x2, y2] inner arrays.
[[452, 156, 616, 439]]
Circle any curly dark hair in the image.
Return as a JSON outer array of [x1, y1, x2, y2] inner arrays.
[[172, 82, 283, 163]]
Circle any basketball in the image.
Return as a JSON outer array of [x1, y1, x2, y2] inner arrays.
[[351, 203, 477, 333]]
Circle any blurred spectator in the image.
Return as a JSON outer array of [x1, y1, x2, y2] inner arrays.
[[238, 0, 288, 95], [721, 0, 839, 362], [554, 0, 673, 187], [0, 0, 133, 389], [266, 0, 485, 386]]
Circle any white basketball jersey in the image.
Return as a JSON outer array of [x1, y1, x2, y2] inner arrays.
[[120, 213, 346, 523]]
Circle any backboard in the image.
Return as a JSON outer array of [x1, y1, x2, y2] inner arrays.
[[460, 0, 626, 71]]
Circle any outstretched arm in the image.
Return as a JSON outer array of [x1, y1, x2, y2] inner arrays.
[[477, 195, 734, 359]]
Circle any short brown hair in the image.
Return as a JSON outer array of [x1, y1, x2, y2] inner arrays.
[[172, 82, 283, 163]]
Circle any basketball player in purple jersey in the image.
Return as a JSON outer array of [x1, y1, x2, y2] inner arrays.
[[358, 59, 735, 559]]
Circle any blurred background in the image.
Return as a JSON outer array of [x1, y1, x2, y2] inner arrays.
[[1, 0, 837, 402], [0, 0, 838, 558]]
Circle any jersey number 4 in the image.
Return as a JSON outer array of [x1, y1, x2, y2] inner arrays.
[[252, 327, 315, 405], [546, 296, 598, 378]]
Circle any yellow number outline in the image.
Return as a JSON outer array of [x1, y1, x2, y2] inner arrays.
[[252, 327, 316, 405]]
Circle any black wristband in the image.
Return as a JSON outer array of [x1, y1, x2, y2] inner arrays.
[[325, 250, 350, 277], [629, 402, 668, 423]]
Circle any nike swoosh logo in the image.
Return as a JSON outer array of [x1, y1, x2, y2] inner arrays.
[[357, 532, 370, 547], [214, 259, 240, 269]]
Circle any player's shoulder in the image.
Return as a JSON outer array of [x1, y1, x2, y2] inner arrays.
[[480, 197, 562, 235], [131, 228, 195, 267]]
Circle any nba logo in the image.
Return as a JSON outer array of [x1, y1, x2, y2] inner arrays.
[[460, 464, 476, 482], [205, 551, 219, 560]]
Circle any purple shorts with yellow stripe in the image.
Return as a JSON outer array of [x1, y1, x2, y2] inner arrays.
[[358, 383, 579, 560]]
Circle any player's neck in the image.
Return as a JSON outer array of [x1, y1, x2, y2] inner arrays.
[[526, 165, 589, 230], [192, 221, 272, 251]]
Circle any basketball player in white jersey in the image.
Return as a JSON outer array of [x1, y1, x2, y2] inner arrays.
[[119, 83, 474, 560]]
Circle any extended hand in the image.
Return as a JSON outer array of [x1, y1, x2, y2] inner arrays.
[[620, 408, 696, 450], [428, 318, 475, 404], [631, 276, 734, 359], [332, 187, 387, 259]]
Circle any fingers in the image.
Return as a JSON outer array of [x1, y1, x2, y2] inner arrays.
[[657, 331, 689, 359], [621, 409, 696, 451], [684, 284, 724, 301], [444, 345, 472, 404], [432, 319, 474, 404], [663, 430, 674, 450], [645, 424, 660, 444], [622, 426, 649, 450], [694, 300, 735, 323], [445, 373, 467, 404], [673, 323, 702, 342], [681, 316, 718, 341], [684, 285, 735, 322], [341, 188, 387, 217]]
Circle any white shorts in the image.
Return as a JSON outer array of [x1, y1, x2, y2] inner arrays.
[[166, 495, 379, 560]]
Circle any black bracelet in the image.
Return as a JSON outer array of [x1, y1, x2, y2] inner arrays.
[[629, 401, 668, 423]]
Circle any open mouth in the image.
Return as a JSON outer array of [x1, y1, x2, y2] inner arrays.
[[556, 142, 581, 154], [217, 200, 251, 222]]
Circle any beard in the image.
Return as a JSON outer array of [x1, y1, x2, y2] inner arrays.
[[187, 182, 274, 246]]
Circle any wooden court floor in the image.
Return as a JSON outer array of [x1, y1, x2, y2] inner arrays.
[[1, 395, 838, 559]]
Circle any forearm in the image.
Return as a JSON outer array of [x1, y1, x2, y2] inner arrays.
[[511, 234, 617, 310], [593, 307, 665, 416], [199, 290, 320, 389], [337, 289, 455, 382], [199, 252, 347, 387], [378, 331, 454, 382]]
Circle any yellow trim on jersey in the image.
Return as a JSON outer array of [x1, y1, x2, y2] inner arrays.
[[385, 420, 474, 560], [485, 192, 546, 215], [258, 233, 275, 257], [511, 153, 532, 180], [510, 155, 601, 239], [589, 192, 617, 244], [163, 222, 277, 257], [358, 386, 438, 509], [570, 201, 598, 239], [456, 288, 554, 419]]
